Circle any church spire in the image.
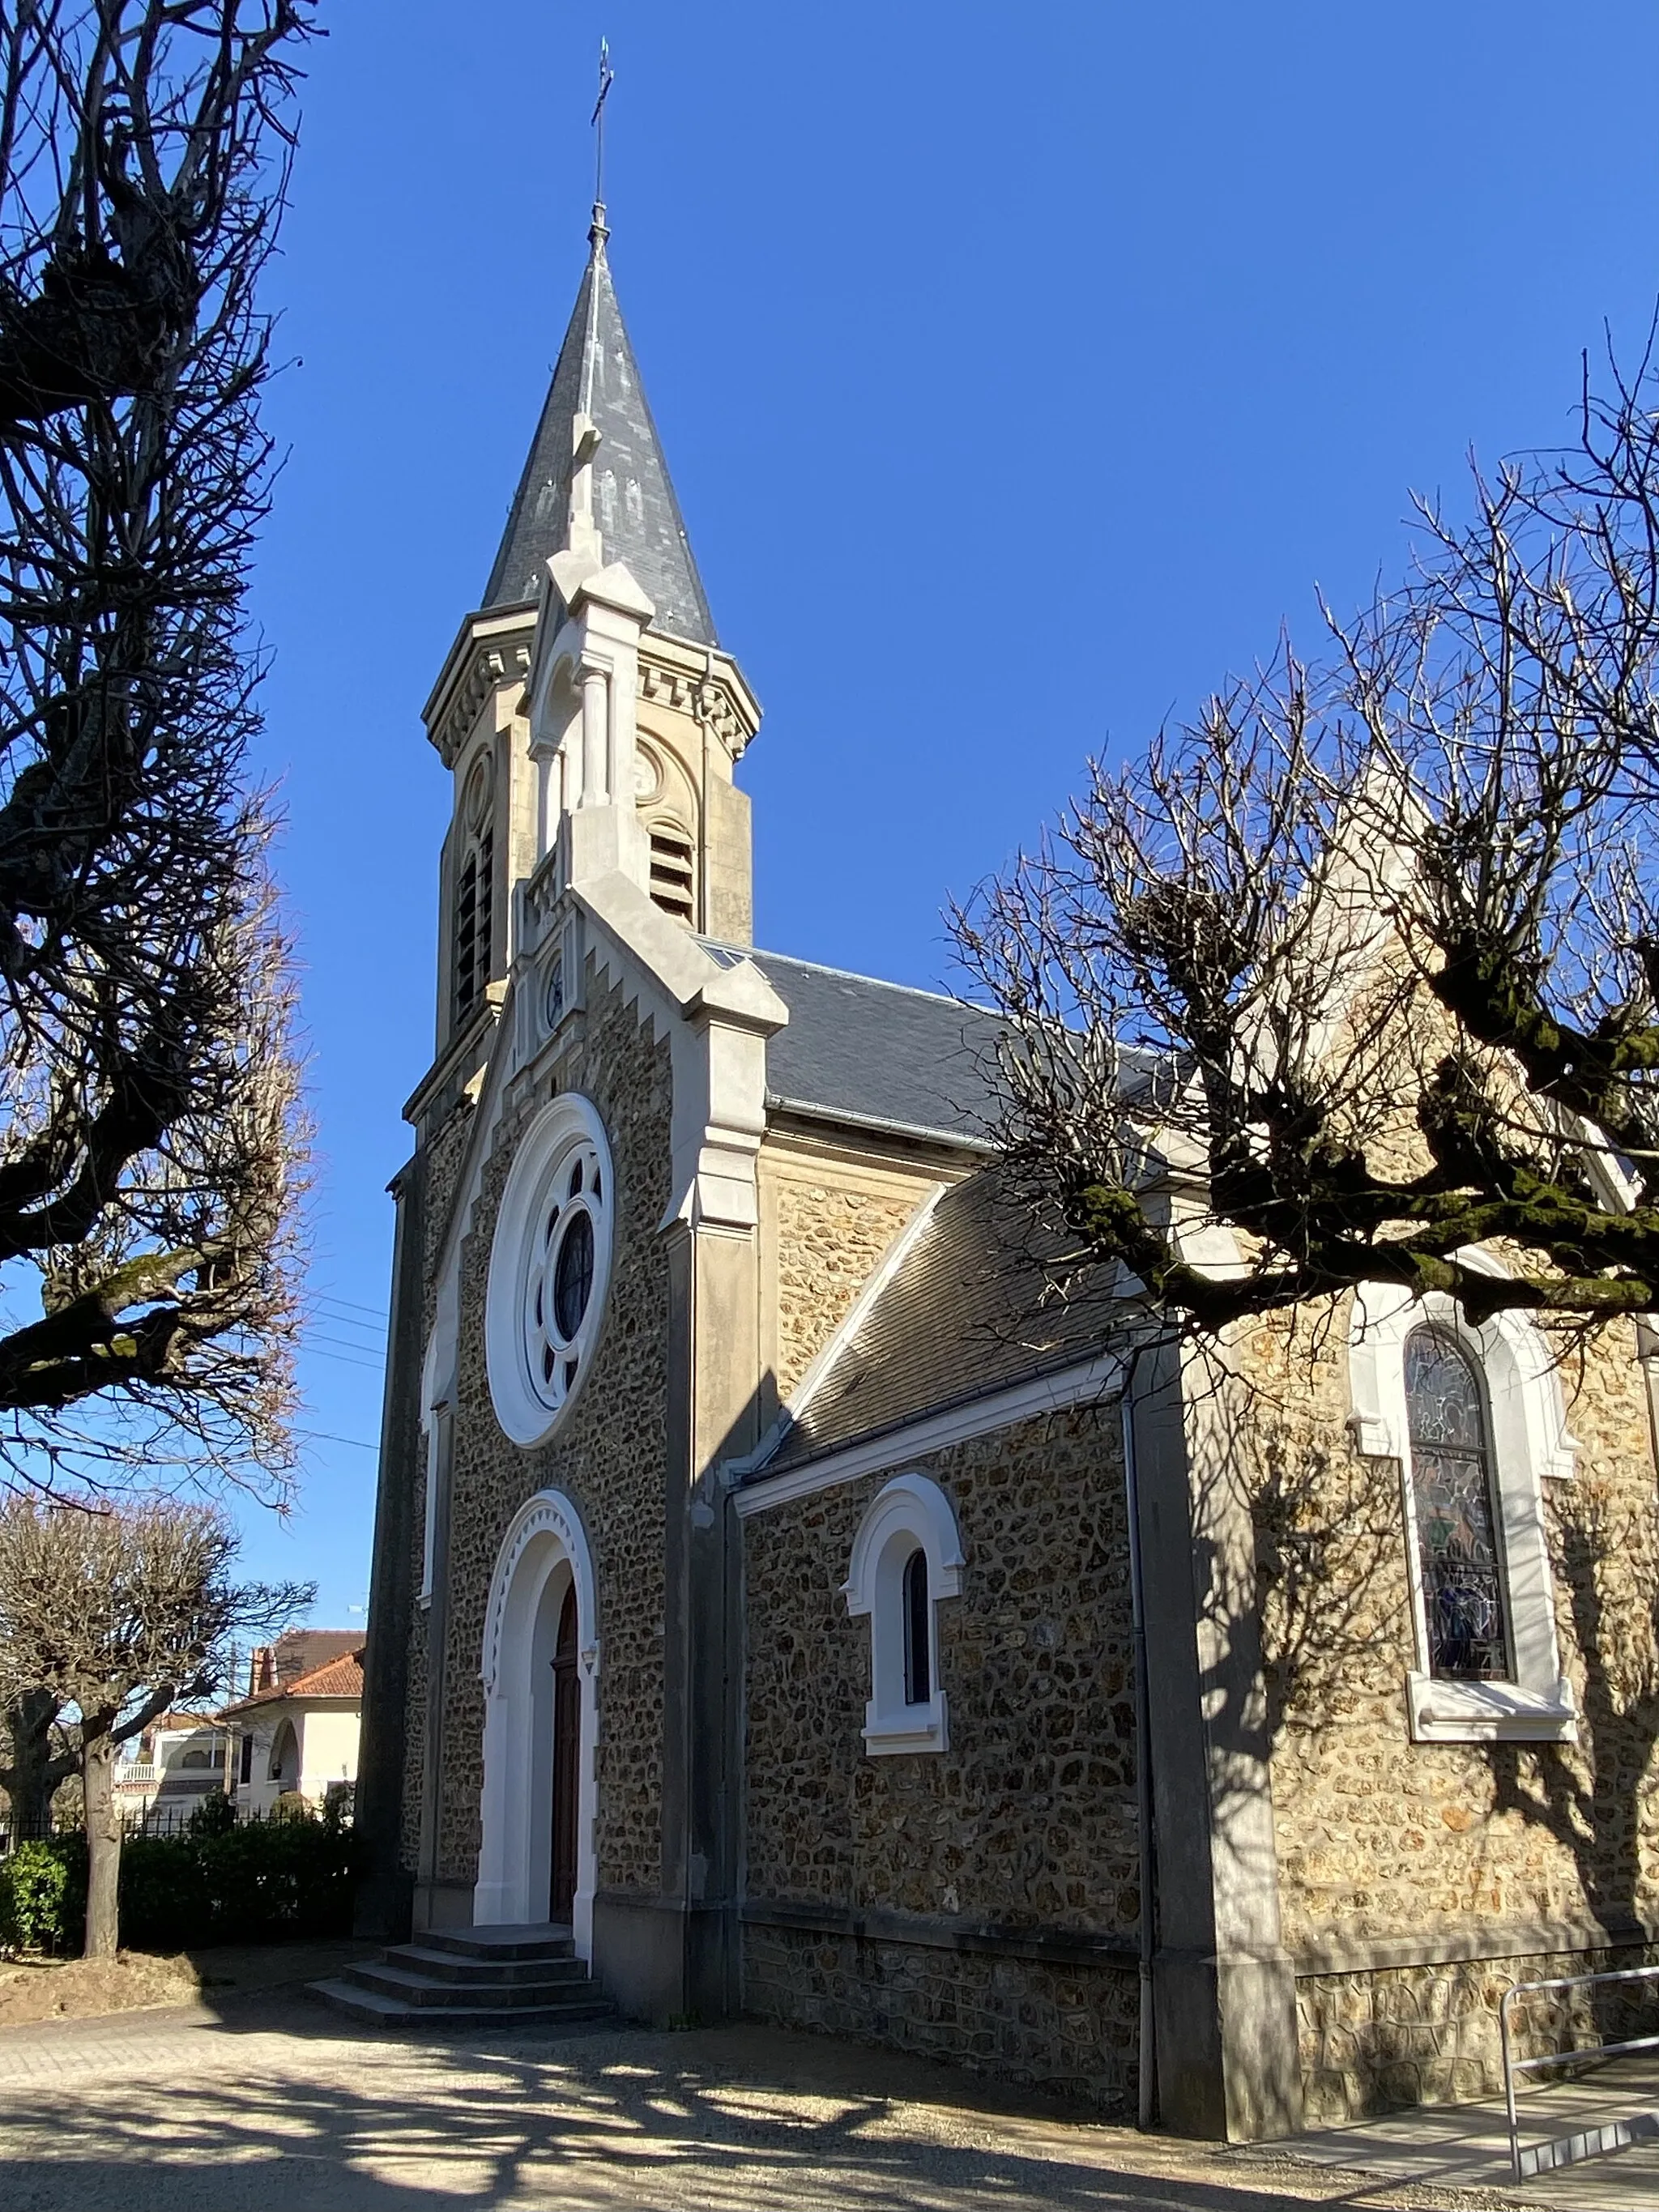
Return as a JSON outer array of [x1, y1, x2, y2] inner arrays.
[[481, 205, 717, 646]]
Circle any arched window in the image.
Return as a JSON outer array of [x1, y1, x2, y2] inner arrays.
[[902, 1547, 931, 1706], [454, 752, 495, 1021], [267, 1718, 298, 1786], [842, 1473, 963, 1755], [1403, 1328, 1511, 1682], [1350, 1276, 1578, 1744]]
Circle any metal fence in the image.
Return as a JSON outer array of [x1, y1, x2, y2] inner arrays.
[[0, 1792, 326, 1855], [1500, 1962, 1659, 2180]]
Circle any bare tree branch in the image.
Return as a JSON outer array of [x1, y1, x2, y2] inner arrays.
[[954, 335, 1659, 1339], [0, 4, 315, 1500]]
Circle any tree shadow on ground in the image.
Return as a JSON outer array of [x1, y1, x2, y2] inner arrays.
[[0, 2015, 1408, 2212]]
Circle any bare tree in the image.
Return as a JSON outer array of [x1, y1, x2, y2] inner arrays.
[[0, 1491, 308, 1955], [1, 1683, 75, 1839], [954, 339, 1659, 1339], [0, 2, 315, 1500]]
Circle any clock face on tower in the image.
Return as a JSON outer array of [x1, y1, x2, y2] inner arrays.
[[485, 1094, 614, 1446]]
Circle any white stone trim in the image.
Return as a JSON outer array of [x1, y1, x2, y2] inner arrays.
[[731, 1351, 1122, 1515], [475, 1489, 599, 1953], [484, 1093, 614, 1448], [842, 1473, 964, 1756], [1349, 1268, 1578, 1745]]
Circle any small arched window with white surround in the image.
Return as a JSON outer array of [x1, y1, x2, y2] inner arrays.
[[842, 1473, 963, 1755], [486, 1094, 614, 1448], [1349, 1264, 1579, 1745]]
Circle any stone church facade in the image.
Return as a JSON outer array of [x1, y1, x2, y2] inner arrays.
[[356, 204, 1659, 2138]]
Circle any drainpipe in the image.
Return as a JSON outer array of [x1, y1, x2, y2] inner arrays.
[[1120, 1392, 1158, 2130]]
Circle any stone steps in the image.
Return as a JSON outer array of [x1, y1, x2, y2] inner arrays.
[[309, 1921, 618, 2031]]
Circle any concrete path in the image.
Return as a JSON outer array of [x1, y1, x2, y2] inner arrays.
[[0, 1986, 1653, 2211], [1288, 2052, 1659, 2210]]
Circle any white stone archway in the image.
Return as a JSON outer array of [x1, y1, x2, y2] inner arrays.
[[474, 1489, 599, 1956]]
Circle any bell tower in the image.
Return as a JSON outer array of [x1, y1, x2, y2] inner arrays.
[[431, 198, 759, 1022]]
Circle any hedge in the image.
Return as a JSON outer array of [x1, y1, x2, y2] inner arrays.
[[0, 1795, 358, 1955]]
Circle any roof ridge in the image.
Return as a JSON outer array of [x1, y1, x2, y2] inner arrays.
[[703, 939, 995, 1013]]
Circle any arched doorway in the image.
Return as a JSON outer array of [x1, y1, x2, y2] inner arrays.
[[475, 1490, 598, 1954]]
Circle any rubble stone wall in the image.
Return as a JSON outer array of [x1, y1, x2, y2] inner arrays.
[[739, 1399, 1141, 2109], [763, 1155, 928, 1403], [416, 965, 675, 1899], [743, 1918, 1139, 2111], [1230, 1297, 1659, 2114], [1298, 1940, 1659, 2121]]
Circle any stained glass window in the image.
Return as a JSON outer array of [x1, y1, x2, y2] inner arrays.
[[1404, 1328, 1512, 1681]]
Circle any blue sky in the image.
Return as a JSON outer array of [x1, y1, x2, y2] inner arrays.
[[244, 0, 1659, 1622]]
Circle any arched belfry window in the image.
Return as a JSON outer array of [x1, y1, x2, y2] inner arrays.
[[1403, 1327, 1512, 1682], [454, 752, 495, 1021]]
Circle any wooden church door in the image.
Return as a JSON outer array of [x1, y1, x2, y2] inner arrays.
[[550, 1582, 580, 1924]]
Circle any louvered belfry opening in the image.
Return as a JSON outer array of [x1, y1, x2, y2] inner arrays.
[[649, 826, 695, 924], [455, 757, 496, 1022]]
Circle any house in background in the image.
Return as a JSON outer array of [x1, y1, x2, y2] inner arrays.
[[220, 1630, 365, 1816], [113, 1711, 231, 1826]]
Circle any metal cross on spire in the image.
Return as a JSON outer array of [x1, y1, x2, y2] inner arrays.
[[591, 37, 615, 225]]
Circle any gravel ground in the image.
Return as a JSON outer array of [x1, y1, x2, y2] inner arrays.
[[0, 1992, 1538, 2212]]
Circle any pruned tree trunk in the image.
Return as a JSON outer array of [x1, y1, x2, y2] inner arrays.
[[81, 1725, 121, 1960], [2, 1687, 65, 1841]]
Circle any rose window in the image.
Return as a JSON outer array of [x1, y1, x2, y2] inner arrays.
[[486, 1095, 614, 1446], [525, 1140, 604, 1415]]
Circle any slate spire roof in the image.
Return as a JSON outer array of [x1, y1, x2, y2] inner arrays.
[[481, 202, 717, 643]]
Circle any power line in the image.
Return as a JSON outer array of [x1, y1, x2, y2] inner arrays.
[[296, 1427, 379, 1454], [310, 1332, 386, 1361], [313, 1291, 386, 1327], [313, 1293, 386, 1319], [308, 1346, 383, 1374]]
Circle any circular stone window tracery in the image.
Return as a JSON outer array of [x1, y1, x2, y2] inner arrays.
[[486, 1095, 614, 1446]]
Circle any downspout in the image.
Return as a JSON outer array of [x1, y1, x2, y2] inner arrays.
[[1120, 1391, 1158, 2130]]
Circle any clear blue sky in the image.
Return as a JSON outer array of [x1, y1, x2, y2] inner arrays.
[[243, 0, 1659, 1622]]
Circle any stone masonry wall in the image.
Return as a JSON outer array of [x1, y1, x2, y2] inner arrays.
[[1298, 1941, 1659, 2122], [1230, 1296, 1659, 2114], [398, 1103, 472, 1880], [740, 1400, 1141, 2110], [743, 1920, 1138, 2110], [424, 965, 674, 1900], [766, 1162, 925, 1403]]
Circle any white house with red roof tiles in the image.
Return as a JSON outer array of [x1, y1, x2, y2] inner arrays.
[[220, 1629, 365, 1817]]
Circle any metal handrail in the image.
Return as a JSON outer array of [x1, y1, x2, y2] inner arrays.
[[1500, 1962, 1659, 2181]]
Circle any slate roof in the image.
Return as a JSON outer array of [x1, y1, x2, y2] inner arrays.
[[220, 1646, 365, 1718], [756, 1167, 1118, 1477], [482, 209, 716, 643], [706, 944, 1007, 1145]]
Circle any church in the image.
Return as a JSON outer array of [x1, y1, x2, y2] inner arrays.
[[352, 202, 1659, 2139]]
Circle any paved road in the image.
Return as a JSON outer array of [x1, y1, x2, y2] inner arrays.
[[0, 1988, 1585, 2211]]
